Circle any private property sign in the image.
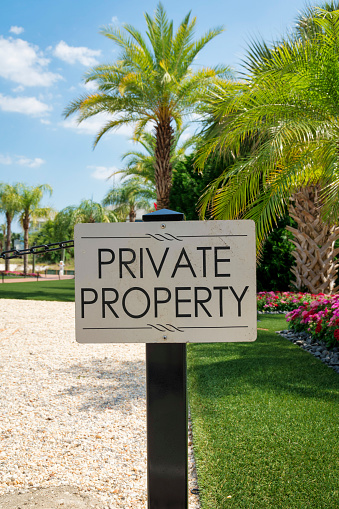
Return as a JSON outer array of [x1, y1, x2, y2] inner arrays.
[[74, 220, 257, 343]]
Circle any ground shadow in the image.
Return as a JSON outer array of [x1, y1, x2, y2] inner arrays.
[[56, 357, 145, 412], [187, 329, 339, 403]]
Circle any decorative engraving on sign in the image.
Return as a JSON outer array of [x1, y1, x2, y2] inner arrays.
[[146, 233, 183, 241], [147, 323, 184, 332]]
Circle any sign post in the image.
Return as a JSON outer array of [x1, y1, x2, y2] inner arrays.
[[143, 209, 187, 509], [74, 213, 257, 509]]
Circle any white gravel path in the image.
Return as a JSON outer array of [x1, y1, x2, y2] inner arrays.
[[0, 299, 200, 508]]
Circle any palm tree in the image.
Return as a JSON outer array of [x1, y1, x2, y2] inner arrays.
[[30, 201, 117, 264], [113, 129, 197, 185], [197, 3, 339, 294], [0, 183, 21, 271], [52, 200, 117, 240], [64, 3, 228, 209], [17, 184, 53, 275], [102, 177, 155, 222], [70, 199, 117, 224]]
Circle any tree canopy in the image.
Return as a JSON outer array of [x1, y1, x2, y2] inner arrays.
[[197, 3, 339, 246], [102, 177, 155, 222], [64, 3, 228, 209]]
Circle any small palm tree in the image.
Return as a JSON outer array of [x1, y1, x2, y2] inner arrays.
[[71, 199, 117, 224], [197, 3, 339, 293], [56, 200, 117, 236], [17, 184, 53, 274], [0, 183, 21, 271], [103, 178, 155, 222], [64, 3, 228, 209], [33, 201, 117, 262]]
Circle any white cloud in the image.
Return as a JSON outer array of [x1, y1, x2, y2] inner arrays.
[[12, 85, 25, 93], [61, 114, 135, 138], [9, 26, 24, 35], [88, 165, 119, 180], [17, 157, 45, 168], [54, 41, 101, 66], [40, 118, 51, 125], [0, 154, 12, 165], [0, 154, 45, 168], [0, 36, 61, 87], [0, 93, 51, 116], [82, 81, 98, 92], [111, 16, 119, 24]]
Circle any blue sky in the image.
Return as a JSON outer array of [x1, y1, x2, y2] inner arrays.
[[1, 0, 309, 232]]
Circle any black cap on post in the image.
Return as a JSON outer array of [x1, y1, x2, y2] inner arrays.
[[142, 208, 184, 222]]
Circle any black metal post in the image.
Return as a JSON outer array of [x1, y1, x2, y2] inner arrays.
[[32, 242, 36, 275], [143, 209, 187, 509]]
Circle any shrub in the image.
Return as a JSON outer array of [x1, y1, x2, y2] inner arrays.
[[256, 216, 295, 292], [257, 291, 313, 312], [286, 294, 339, 349], [1, 270, 40, 277]]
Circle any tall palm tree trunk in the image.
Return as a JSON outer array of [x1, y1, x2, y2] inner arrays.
[[129, 206, 136, 222], [5, 213, 12, 272], [286, 186, 339, 294], [154, 119, 174, 210]]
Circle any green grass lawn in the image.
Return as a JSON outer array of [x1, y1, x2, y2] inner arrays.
[[188, 315, 339, 509], [0, 279, 75, 302]]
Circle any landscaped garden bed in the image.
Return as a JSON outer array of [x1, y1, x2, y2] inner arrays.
[[0, 270, 40, 278], [257, 291, 339, 350], [257, 291, 339, 373], [286, 294, 339, 348], [257, 291, 314, 312]]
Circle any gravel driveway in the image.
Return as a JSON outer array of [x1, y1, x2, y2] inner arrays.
[[0, 299, 199, 508]]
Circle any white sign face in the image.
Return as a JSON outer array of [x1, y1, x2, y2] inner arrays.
[[74, 220, 257, 343]]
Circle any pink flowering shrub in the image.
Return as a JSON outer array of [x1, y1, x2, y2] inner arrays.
[[257, 291, 313, 312], [258, 291, 339, 348], [1, 270, 40, 277], [286, 294, 339, 349]]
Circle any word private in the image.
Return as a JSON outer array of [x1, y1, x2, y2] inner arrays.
[[75, 220, 257, 343]]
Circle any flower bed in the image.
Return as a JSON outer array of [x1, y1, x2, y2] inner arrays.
[[257, 291, 339, 349], [286, 294, 339, 349], [257, 291, 314, 312], [1, 270, 40, 278]]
